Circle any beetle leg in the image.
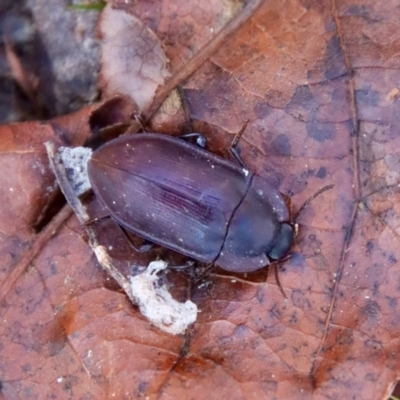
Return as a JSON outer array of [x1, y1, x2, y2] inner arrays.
[[229, 120, 249, 169], [169, 261, 213, 282], [229, 145, 247, 169], [169, 260, 214, 281], [167, 260, 215, 287], [191, 263, 215, 282], [179, 133, 207, 148], [117, 225, 154, 253], [168, 260, 195, 270], [83, 213, 110, 226]]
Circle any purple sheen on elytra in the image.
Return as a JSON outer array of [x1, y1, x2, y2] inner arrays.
[[87, 133, 293, 272], [88, 134, 251, 263]]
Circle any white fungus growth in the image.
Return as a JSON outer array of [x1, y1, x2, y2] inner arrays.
[[129, 260, 198, 335], [59, 146, 93, 196]]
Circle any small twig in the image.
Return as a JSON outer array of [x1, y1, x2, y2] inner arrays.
[[141, 0, 263, 122], [45, 142, 135, 302]]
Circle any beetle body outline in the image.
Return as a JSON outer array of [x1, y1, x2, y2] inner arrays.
[[88, 133, 294, 273]]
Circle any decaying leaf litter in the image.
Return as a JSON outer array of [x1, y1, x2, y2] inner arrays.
[[1, 1, 400, 399]]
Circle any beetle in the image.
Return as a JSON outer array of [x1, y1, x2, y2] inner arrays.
[[87, 132, 330, 273]]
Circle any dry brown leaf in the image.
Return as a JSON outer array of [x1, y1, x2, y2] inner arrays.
[[1, 1, 400, 399]]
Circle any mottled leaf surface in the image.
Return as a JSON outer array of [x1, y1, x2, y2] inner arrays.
[[1, 1, 400, 399]]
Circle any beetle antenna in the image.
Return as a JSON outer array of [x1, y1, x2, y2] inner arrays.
[[273, 264, 288, 300], [293, 184, 334, 222]]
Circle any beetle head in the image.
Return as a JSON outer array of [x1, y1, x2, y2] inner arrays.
[[269, 184, 333, 261], [267, 222, 294, 260], [268, 184, 333, 261]]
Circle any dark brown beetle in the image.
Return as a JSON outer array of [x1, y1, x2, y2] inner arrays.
[[88, 133, 327, 273]]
